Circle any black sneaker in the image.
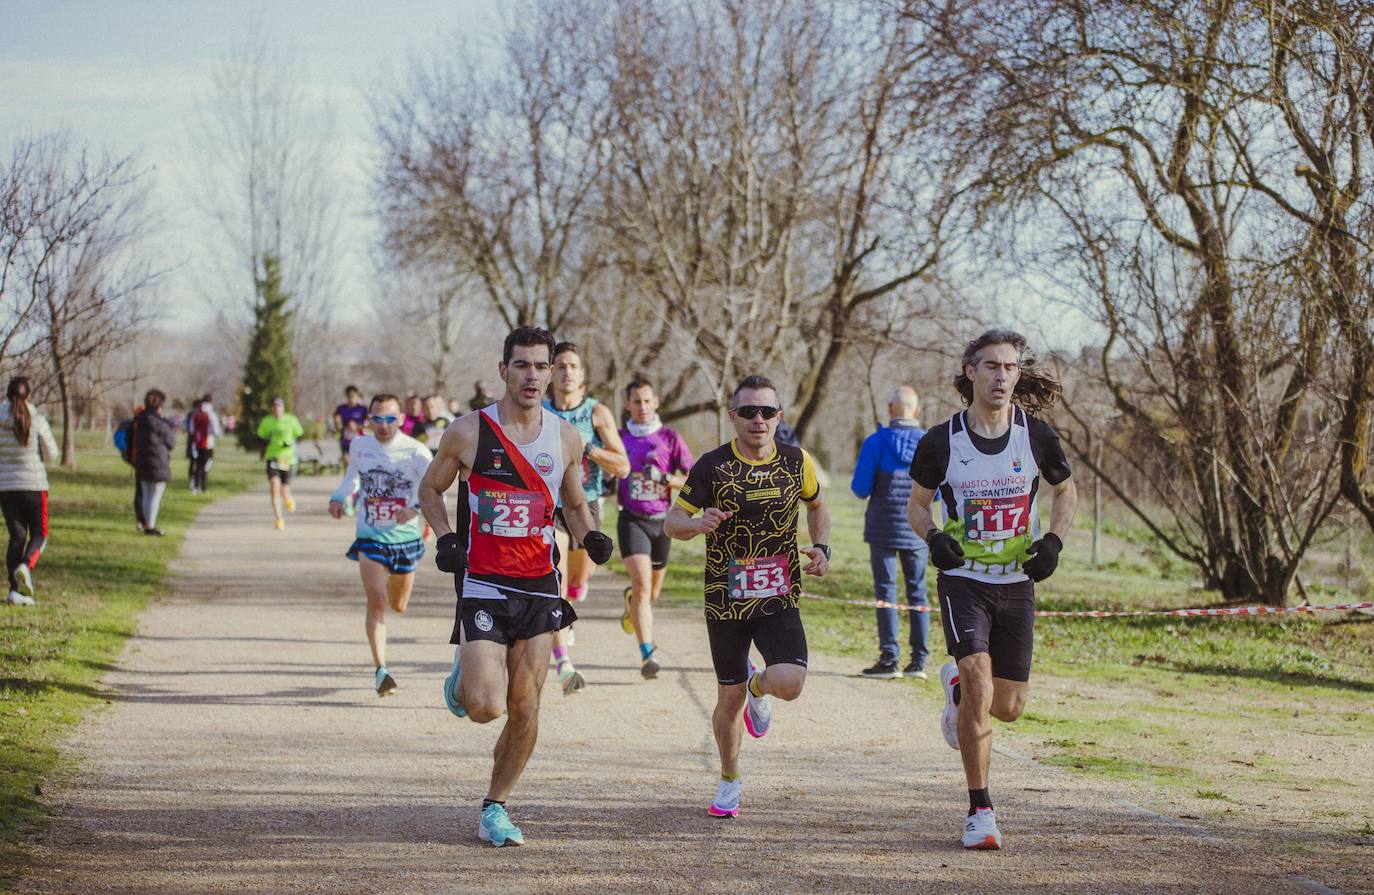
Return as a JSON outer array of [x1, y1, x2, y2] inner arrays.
[[903, 660, 928, 680], [861, 659, 902, 679], [375, 667, 398, 696], [143, 527, 166, 537]]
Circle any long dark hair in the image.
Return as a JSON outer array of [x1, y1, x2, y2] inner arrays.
[[953, 329, 1062, 413], [7, 377, 31, 447]]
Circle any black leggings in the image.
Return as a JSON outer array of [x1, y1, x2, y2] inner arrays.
[[1, 490, 48, 590], [191, 448, 214, 492]]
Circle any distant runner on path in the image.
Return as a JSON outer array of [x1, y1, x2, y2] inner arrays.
[[257, 397, 304, 530], [419, 325, 615, 848], [616, 376, 694, 679], [328, 394, 432, 696], [543, 341, 628, 694], [664, 374, 830, 819], [907, 328, 1077, 850]]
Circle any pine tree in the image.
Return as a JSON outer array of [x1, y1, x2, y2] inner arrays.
[[237, 255, 295, 451]]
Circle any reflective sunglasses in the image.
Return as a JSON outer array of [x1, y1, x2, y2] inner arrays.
[[370, 414, 400, 425], [732, 405, 780, 420]]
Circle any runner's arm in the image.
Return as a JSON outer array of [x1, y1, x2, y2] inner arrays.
[[589, 403, 631, 478], [418, 420, 471, 538], [37, 414, 59, 463], [558, 420, 599, 542], [668, 432, 694, 489], [906, 484, 939, 540], [1046, 476, 1077, 540], [328, 451, 361, 519]]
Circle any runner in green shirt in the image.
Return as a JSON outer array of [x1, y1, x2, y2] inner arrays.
[[256, 396, 305, 529]]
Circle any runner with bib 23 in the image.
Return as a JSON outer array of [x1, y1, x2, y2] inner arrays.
[[417, 325, 615, 848]]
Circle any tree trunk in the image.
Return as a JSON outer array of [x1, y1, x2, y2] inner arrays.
[[1091, 437, 1102, 566], [56, 366, 76, 467]]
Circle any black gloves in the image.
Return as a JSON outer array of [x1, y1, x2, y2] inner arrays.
[[583, 530, 614, 565], [1022, 532, 1062, 582], [435, 532, 465, 573], [926, 527, 966, 571]]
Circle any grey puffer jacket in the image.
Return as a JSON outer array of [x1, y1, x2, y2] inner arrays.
[[134, 409, 176, 483]]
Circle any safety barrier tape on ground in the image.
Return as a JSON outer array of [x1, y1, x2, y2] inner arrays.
[[798, 592, 1374, 619]]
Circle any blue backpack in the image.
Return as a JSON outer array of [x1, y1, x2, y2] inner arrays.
[[114, 418, 135, 464]]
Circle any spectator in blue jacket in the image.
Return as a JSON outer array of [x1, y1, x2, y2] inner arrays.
[[851, 386, 931, 679]]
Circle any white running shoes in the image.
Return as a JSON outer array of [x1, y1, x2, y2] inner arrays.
[[940, 660, 960, 749], [963, 807, 1003, 849]]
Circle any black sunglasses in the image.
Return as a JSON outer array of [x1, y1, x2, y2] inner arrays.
[[733, 405, 780, 420]]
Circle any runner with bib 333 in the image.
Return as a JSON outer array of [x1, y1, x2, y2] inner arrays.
[[906, 328, 1076, 851]]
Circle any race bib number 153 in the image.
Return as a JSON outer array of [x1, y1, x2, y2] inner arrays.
[[728, 555, 791, 600]]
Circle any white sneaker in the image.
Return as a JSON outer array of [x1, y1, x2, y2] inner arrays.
[[940, 661, 960, 749], [743, 663, 771, 738], [962, 807, 1002, 849], [6, 590, 35, 607], [707, 777, 741, 817], [14, 565, 33, 598]]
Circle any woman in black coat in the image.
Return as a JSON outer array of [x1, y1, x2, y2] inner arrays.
[[133, 388, 176, 535]]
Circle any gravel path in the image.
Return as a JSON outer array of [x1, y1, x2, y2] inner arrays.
[[19, 477, 1351, 894]]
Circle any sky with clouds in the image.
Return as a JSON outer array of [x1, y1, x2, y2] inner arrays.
[[0, 0, 499, 329]]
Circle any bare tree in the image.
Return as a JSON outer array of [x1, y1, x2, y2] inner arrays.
[[2, 134, 159, 463], [185, 19, 346, 408], [910, 0, 1347, 603], [373, 0, 611, 333]]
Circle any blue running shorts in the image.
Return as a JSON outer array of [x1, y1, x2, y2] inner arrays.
[[346, 538, 426, 575]]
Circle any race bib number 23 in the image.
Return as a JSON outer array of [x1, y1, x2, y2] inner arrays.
[[477, 490, 546, 538]]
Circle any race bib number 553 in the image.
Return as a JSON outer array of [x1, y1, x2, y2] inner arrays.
[[477, 491, 546, 538], [728, 555, 791, 600], [365, 496, 407, 527]]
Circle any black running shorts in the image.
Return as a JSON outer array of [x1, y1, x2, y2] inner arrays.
[[937, 575, 1035, 682], [553, 500, 602, 551], [705, 607, 808, 685], [453, 596, 577, 646], [265, 461, 296, 484], [617, 510, 671, 569]]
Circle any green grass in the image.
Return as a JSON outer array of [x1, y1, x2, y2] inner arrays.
[[608, 487, 1374, 813], [0, 433, 260, 886]]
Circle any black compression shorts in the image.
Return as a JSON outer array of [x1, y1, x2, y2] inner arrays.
[[452, 596, 576, 646], [618, 510, 671, 569], [937, 575, 1035, 682], [705, 607, 808, 685]]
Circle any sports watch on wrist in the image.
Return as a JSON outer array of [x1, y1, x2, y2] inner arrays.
[[811, 543, 831, 561]]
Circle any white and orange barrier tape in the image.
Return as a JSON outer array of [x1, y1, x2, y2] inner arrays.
[[799, 592, 1374, 619]]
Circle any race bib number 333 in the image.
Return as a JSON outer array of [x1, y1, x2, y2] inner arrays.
[[478, 491, 546, 538], [728, 555, 791, 600]]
